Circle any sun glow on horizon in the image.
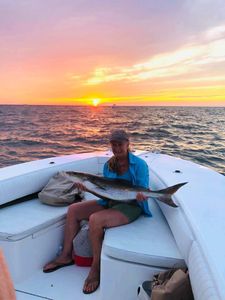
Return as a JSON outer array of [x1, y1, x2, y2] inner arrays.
[[1, 3, 225, 107], [92, 98, 101, 107]]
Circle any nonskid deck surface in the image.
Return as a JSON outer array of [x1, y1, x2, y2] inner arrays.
[[15, 265, 100, 300]]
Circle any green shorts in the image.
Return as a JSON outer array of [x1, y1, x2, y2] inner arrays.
[[107, 201, 142, 223]]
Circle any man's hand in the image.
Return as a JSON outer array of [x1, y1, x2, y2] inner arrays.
[[73, 182, 87, 191], [136, 192, 148, 202]]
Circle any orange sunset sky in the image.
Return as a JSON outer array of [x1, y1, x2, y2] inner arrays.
[[1, 0, 225, 106]]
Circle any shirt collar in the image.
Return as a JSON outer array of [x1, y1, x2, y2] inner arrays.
[[128, 152, 136, 165]]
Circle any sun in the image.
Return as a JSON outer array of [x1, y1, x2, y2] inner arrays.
[[92, 98, 101, 107]]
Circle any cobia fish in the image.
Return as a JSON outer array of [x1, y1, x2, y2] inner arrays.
[[65, 171, 187, 207]]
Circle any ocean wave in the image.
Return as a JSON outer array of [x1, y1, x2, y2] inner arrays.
[[0, 105, 224, 175]]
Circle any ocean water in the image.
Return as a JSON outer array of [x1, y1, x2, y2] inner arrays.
[[0, 105, 225, 175]]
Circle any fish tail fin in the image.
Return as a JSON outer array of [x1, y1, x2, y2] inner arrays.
[[155, 182, 188, 207], [158, 182, 188, 195]]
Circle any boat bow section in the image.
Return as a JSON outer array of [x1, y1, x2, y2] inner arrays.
[[141, 152, 225, 300], [1, 150, 224, 300]]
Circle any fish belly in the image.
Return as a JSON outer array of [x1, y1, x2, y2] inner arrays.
[[87, 183, 137, 202]]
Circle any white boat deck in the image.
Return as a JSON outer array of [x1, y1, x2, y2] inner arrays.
[[16, 266, 99, 300], [1, 151, 225, 300]]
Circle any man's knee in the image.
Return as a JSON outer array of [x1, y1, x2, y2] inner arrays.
[[67, 202, 83, 219], [89, 212, 105, 229]]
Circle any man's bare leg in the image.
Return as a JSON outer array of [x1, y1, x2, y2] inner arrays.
[[43, 200, 104, 272], [83, 209, 129, 293]]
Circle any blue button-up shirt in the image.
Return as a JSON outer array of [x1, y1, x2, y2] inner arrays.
[[98, 152, 152, 216]]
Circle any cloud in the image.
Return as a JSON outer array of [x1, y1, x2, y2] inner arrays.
[[1, 1, 225, 105], [81, 25, 225, 86], [204, 24, 225, 41]]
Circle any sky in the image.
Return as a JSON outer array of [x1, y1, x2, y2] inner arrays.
[[1, 0, 225, 106]]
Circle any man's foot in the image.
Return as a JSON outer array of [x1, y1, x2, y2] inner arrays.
[[43, 257, 74, 273], [83, 268, 100, 294]]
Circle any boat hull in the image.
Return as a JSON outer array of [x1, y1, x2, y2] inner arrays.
[[0, 151, 225, 299]]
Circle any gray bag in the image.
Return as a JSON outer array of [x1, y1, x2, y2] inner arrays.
[[38, 171, 84, 206], [73, 220, 93, 266], [73, 220, 93, 257]]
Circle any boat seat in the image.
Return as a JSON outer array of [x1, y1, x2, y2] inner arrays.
[[103, 198, 185, 269], [0, 192, 184, 268], [0, 192, 98, 242], [0, 199, 67, 241]]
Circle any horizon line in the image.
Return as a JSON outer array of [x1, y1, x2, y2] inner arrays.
[[0, 103, 224, 108]]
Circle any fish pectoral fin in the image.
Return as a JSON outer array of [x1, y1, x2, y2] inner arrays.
[[85, 188, 113, 200], [92, 182, 107, 190]]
